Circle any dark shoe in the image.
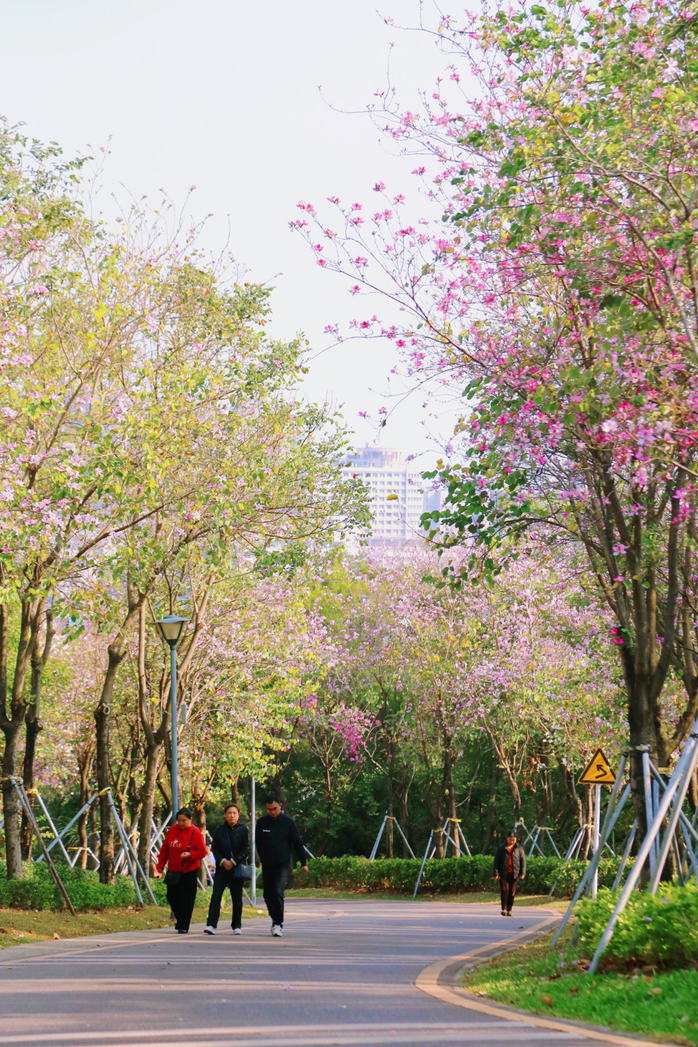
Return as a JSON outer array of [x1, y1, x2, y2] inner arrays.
[[506, 911, 513, 917], [177, 928, 189, 934]]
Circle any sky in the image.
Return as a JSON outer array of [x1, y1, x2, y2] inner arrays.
[[0, 0, 459, 464]]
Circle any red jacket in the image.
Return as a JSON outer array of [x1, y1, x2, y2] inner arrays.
[[157, 824, 207, 874]]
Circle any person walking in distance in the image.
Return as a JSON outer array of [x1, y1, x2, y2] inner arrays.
[[493, 829, 526, 916], [154, 807, 207, 933], [204, 802, 249, 936], [255, 795, 308, 937]]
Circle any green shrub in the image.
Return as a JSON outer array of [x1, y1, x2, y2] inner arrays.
[[577, 884, 698, 969], [303, 854, 628, 897], [0, 861, 167, 911]]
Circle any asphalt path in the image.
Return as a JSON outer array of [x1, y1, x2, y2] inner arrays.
[[0, 899, 623, 1047]]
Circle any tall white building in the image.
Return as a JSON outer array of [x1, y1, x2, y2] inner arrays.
[[342, 445, 439, 548]]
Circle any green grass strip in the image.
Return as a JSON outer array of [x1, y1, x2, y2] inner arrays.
[[464, 925, 698, 1046]]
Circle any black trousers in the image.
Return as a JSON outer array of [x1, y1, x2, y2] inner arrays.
[[206, 869, 244, 929], [500, 874, 520, 912], [166, 869, 199, 931], [262, 862, 290, 926]]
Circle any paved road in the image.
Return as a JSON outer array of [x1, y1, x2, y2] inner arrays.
[[0, 899, 621, 1047]]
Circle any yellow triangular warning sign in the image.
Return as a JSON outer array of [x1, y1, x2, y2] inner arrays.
[[578, 748, 616, 786]]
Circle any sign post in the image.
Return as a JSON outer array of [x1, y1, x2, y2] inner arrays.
[[578, 749, 617, 899]]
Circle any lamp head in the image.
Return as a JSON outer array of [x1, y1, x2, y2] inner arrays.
[[155, 614, 188, 646]]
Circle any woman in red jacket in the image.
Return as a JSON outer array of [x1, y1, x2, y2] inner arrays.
[[155, 807, 207, 934]]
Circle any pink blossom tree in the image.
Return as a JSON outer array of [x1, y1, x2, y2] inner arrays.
[[292, 0, 698, 844]]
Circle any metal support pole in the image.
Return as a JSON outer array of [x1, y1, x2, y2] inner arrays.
[[12, 779, 76, 916], [565, 828, 583, 863], [648, 762, 698, 885], [170, 644, 178, 816], [591, 783, 601, 899], [612, 821, 637, 892], [107, 791, 144, 907], [551, 769, 629, 948], [544, 828, 561, 859], [392, 816, 417, 859], [641, 750, 656, 879], [588, 726, 698, 974], [31, 790, 73, 865], [250, 777, 256, 907], [413, 830, 433, 898], [35, 795, 99, 862], [456, 822, 471, 857], [369, 816, 388, 861], [151, 814, 172, 851], [679, 821, 698, 885], [649, 743, 698, 894]]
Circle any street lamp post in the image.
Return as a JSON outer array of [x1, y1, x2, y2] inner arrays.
[[155, 614, 188, 815]]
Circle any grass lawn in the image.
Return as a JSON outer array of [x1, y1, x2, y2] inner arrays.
[[286, 886, 566, 908], [0, 893, 264, 948], [464, 923, 698, 1046]]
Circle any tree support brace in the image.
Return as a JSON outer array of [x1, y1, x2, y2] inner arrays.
[[5, 777, 76, 917]]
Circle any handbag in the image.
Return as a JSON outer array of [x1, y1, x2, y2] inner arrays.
[[164, 828, 195, 886], [225, 823, 252, 879]]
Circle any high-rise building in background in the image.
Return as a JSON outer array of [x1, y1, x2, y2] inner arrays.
[[342, 445, 440, 549]]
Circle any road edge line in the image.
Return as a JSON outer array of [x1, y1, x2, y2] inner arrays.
[[415, 915, 675, 1047]]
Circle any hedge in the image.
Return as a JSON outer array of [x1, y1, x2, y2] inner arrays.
[[578, 883, 698, 969], [303, 854, 630, 898], [0, 861, 168, 911]]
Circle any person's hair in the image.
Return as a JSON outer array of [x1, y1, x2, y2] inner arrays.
[[224, 802, 241, 815], [507, 829, 517, 838], [176, 807, 193, 820], [263, 794, 282, 806]]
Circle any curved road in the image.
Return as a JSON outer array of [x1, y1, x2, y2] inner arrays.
[[0, 900, 622, 1047]]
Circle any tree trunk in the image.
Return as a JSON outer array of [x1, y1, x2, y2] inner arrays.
[[559, 759, 584, 834], [137, 742, 161, 877], [21, 605, 55, 860], [77, 751, 92, 870], [445, 753, 460, 857], [482, 765, 500, 855], [1, 725, 24, 878], [396, 761, 414, 858], [0, 597, 40, 880], [95, 685, 115, 884], [95, 584, 146, 883], [386, 750, 394, 859]]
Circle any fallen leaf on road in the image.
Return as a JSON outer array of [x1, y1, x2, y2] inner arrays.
[[541, 994, 553, 1007]]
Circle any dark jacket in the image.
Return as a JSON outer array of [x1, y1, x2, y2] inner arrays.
[[493, 842, 526, 880], [255, 812, 307, 867], [211, 821, 249, 871]]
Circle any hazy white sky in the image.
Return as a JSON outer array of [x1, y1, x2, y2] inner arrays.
[[0, 0, 457, 460]]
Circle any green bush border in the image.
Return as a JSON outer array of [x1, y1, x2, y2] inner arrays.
[[304, 854, 628, 897]]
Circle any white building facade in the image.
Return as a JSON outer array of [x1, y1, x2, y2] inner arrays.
[[342, 445, 439, 548]]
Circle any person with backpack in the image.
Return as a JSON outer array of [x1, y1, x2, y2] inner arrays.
[[493, 829, 526, 916], [204, 802, 250, 936], [255, 794, 308, 937], [154, 807, 207, 933]]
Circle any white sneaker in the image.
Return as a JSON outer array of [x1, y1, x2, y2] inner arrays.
[[203, 926, 216, 935], [271, 924, 283, 937], [233, 927, 242, 935]]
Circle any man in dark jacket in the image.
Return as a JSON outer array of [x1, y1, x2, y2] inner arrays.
[[204, 803, 249, 936], [255, 795, 308, 937], [493, 830, 526, 916]]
